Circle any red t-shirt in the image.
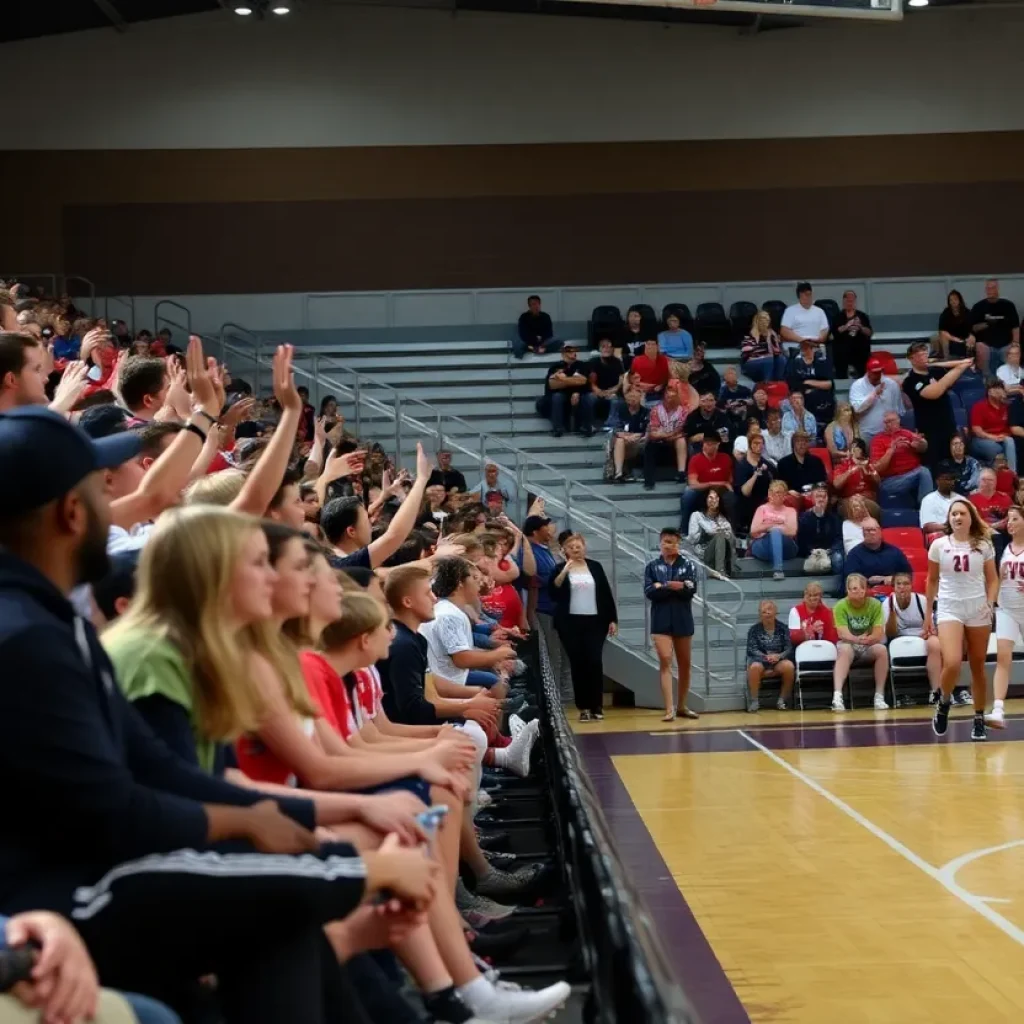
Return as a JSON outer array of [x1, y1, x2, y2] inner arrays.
[[688, 452, 733, 486], [833, 459, 878, 500], [970, 490, 1011, 526], [787, 601, 838, 645], [352, 667, 383, 727], [629, 354, 670, 390], [300, 651, 356, 740], [970, 398, 1009, 437], [482, 583, 524, 629], [869, 429, 922, 478], [996, 468, 1018, 495]]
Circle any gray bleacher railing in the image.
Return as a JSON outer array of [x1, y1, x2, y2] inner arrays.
[[1, 273, 95, 316], [203, 316, 745, 697], [103, 295, 136, 334]]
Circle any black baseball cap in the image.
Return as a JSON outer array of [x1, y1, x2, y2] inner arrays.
[[523, 515, 553, 535], [0, 407, 142, 516]]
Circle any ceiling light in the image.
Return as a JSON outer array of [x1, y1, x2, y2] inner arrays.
[[272, 4, 291, 12], [908, 0, 928, 6], [234, 5, 253, 13]]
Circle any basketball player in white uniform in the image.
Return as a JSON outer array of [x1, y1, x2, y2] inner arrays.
[[988, 506, 1024, 728], [925, 498, 998, 740]]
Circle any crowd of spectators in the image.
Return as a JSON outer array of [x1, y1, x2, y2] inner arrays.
[[0, 283, 597, 1024]]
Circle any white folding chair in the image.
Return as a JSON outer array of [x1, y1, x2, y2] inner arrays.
[[889, 635, 927, 706], [795, 640, 838, 710]]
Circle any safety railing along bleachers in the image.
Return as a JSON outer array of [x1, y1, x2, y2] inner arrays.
[[1, 273, 96, 316]]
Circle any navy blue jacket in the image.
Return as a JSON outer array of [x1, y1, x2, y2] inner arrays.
[[643, 554, 698, 635], [797, 509, 843, 556], [0, 553, 317, 915], [843, 541, 911, 585]]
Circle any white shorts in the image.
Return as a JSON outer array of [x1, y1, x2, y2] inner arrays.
[[995, 608, 1024, 645], [936, 597, 992, 629]]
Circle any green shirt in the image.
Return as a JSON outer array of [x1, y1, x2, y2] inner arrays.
[[105, 629, 217, 774], [833, 597, 883, 640]]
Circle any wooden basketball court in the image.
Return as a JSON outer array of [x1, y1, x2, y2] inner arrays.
[[574, 703, 1024, 1022]]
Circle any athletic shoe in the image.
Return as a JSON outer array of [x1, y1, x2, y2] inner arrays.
[[477, 789, 493, 809], [494, 719, 539, 778], [508, 713, 527, 740], [456, 879, 517, 926], [746, 698, 759, 713], [579, 710, 593, 722], [873, 694, 890, 711], [592, 710, 604, 720], [986, 706, 1007, 730], [972, 715, 987, 742], [831, 693, 846, 712], [932, 699, 951, 737], [776, 698, 788, 711], [475, 864, 546, 902], [461, 979, 572, 1024], [484, 850, 520, 867], [928, 689, 941, 705], [477, 830, 512, 852], [956, 690, 974, 706], [772, 570, 785, 581], [422, 986, 485, 1024]]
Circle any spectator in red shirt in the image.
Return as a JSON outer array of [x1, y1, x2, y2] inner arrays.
[[628, 338, 670, 405], [680, 433, 735, 528], [970, 377, 1016, 472], [993, 452, 1017, 495], [869, 410, 933, 506], [970, 467, 1011, 532], [832, 438, 880, 502], [788, 580, 838, 646]]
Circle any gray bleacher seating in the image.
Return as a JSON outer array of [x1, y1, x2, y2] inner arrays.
[[695, 302, 731, 349]]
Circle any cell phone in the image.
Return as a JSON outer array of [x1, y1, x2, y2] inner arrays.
[[415, 804, 450, 841], [0, 944, 37, 993], [86, 364, 104, 382]]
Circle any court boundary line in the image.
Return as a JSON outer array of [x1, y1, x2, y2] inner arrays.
[[736, 729, 1024, 949]]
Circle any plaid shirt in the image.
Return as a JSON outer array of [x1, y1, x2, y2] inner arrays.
[[648, 402, 685, 439]]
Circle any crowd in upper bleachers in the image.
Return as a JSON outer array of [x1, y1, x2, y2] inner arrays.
[[0, 282, 590, 1024]]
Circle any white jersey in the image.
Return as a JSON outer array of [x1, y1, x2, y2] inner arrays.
[[882, 593, 927, 636], [928, 536, 995, 605], [998, 542, 1024, 615]]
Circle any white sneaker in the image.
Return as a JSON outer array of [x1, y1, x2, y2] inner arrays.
[[831, 693, 846, 712], [477, 788, 493, 808], [873, 694, 890, 711], [509, 713, 527, 740], [495, 720, 538, 778], [985, 707, 1007, 729], [465, 979, 572, 1023]]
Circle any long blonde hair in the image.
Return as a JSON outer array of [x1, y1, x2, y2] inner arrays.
[[104, 505, 265, 739], [828, 402, 858, 438]]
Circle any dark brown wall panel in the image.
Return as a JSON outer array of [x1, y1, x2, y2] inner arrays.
[[63, 181, 1024, 295]]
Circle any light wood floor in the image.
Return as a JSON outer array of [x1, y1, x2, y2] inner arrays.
[[595, 703, 1024, 1022]]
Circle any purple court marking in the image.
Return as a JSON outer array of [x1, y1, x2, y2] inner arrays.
[[574, 732, 751, 1024]]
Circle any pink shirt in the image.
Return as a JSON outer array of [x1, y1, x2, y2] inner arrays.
[[751, 503, 797, 538]]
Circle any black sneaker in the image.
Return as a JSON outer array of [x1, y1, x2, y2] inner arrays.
[[972, 714, 987, 742], [932, 699, 951, 737], [644, 482, 655, 491], [928, 689, 941, 705], [613, 474, 624, 485], [579, 710, 593, 722], [622, 472, 637, 483]]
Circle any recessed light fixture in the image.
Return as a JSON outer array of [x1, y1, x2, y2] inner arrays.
[[908, 0, 928, 7], [234, 5, 253, 13], [272, 4, 291, 12]]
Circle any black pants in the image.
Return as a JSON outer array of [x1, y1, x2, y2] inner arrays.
[[72, 844, 370, 1024], [558, 616, 606, 712], [833, 334, 870, 380], [643, 439, 681, 486]]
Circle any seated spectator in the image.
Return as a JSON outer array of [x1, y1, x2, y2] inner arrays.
[[970, 467, 1011, 554], [781, 281, 830, 350], [686, 340, 721, 398], [468, 460, 518, 512], [993, 452, 1017, 495], [848, 357, 904, 444], [949, 434, 981, 495], [686, 488, 737, 576], [832, 290, 874, 380], [684, 390, 731, 456], [749, 384, 770, 427], [798, 483, 843, 574], [734, 432, 775, 534], [870, 410, 933, 507], [832, 573, 890, 711], [667, 359, 700, 417], [762, 408, 792, 466], [970, 377, 1016, 471], [841, 494, 880, 554], [832, 438, 880, 503], [416, 483, 451, 530], [749, 480, 799, 580], [745, 599, 795, 712], [541, 342, 590, 437], [50, 313, 79, 364], [786, 339, 835, 426], [0, 332, 48, 413], [938, 288, 985, 367], [515, 294, 554, 357], [643, 387, 688, 491], [617, 308, 645, 360], [427, 448, 468, 493], [843, 517, 912, 596], [921, 461, 958, 534], [629, 338, 671, 406], [680, 433, 735, 528], [778, 431, 828, 509], [780, 390, 818, 439], [585, 337, 625, 429], [740, 310, 786, 382], [718, 365, 752, 436], [883, 571, 943, 701], [824, 402, 857, 462], [732, 418, 760, 459], [610, 388, 649, 483], [657, 312, 693, 361], [969, 278, 1019, 372], [996, 340, 1024, 397], [788, 580, 838, 646]]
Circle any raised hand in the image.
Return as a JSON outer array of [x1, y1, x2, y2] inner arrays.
[[314, 415, 328, 447], [222, 396, 256, 430], [415, 442, 431, 480], [186, 336, 220, 418], [207, 356, 227, 413], [48, 360, 90, 414], [273, 344, 302, 413], [323, 448, 366, 483]]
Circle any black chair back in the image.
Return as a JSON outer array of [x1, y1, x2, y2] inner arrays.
[[661, 303, 694, 334], [762, 299, 787, 333], [728, 301, 759, 340], [695, 302, 731, 349], [588, 305, 623, 349]]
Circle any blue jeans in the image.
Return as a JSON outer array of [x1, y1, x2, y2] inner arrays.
[[879, 466, 933, 508], [742, 355, 787, 383], [972, 435, 1017, 472], [579, 392, 610, 429], [467, 669, 501, 689], [550, 391, 589, 431], [122, 994, 182, 1024], [750, 529, 798, 570]]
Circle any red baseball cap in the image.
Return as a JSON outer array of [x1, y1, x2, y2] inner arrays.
[[866, 357, 884, 372]]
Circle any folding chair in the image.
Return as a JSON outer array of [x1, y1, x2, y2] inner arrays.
[[889, 635, 928, 705], [795, 640, 838, 710], [880, 508, 918, 528], [810, 447, 833, 481], [882, 526, 925, 551]]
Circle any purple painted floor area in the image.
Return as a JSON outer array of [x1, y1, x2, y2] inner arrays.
[[573, 733, 751, 1024]]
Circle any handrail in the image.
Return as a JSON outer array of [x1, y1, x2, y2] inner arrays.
[[104, 295, 136, 334], [62, 275, 96, 317], [155, 300, 192, 340]]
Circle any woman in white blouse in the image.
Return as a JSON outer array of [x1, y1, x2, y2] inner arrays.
[[686, 489, 737, 576], [996, 341, 1024, 398], [549, 533, 619, 721], [841, 494, 880, 554]]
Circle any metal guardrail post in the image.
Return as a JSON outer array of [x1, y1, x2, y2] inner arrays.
[[479, 431, 487, 474], [353, 375, 363, 439], [609, 507, 618, 605], [563, 477, 571, 528], [700, 562, 711, 697], [311, 355, 320, 409], [393, 392, 402, 471], [435, 413, 443, 455], [514, 451, 524, 524]]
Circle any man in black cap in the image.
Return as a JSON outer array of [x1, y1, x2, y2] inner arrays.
[[540, 342, 590, 438], [522, 511, 572, 698], [0, 408, 436, 1022]]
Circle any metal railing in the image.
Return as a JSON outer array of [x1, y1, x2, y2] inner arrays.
[[207, 320, 745, 697], [104, 295, 135, 334], [154, 300, 192, 342], [1, 273, 95, 316]]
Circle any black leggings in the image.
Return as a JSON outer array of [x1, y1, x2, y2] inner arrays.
[[72, 844, 371, 1024], [558, 616, 607, 712]]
